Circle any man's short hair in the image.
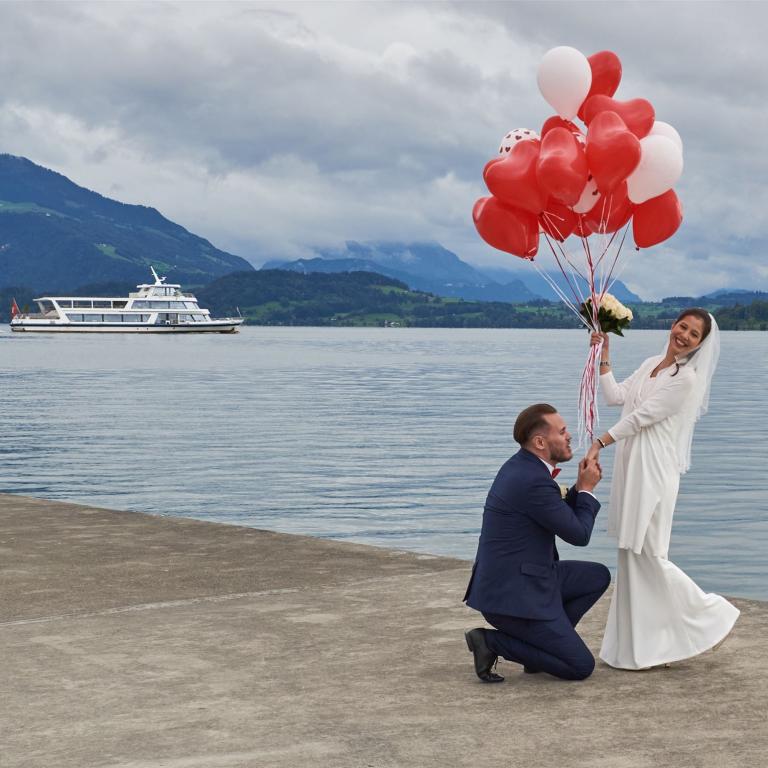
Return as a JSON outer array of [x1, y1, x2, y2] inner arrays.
[[513, 403, 558, 446]]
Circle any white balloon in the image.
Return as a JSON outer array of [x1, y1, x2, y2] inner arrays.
[[573, 176, 600, 213], [537, 46, 592, 121], [650, 121, 683, 154], [498, 128, 540, 155], [626, 135, 684, 204]]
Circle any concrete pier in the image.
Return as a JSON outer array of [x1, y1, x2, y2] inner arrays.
[[1, 493, 766, 768]]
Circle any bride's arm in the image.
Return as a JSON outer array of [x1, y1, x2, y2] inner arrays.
[[590, 332, 643, 406]]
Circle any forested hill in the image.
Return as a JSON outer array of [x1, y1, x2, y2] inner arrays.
[[194, 270, 768, 329], [196, 269, 573, 327], [0, 154, 253, 291]]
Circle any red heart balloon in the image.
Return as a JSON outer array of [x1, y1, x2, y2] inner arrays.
[[577, 51, 622, 121], [536, 127, 588, 207], [483, 140, 546, 215], [582, 95, 655, 139], [582, 182, 634, 234], [539, 199, 578, 242], [633, 189, 682, 247], [473, 196, 539, 258], [541, 115, 582, 138], [586, 111, 641, 194]]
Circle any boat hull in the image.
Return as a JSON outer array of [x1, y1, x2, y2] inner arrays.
[[10, 321, 243, 333]]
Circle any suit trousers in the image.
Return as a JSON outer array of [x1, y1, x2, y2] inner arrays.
[[482, 560, 610, 680]]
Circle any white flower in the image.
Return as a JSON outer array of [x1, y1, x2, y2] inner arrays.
[[600, 292, 631, 321]]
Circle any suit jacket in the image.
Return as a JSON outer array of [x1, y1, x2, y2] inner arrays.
[[464, 448, 601, 620]]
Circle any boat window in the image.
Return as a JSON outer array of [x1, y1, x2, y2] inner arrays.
[[112, 301, 127, 309], [105, 314, 122, 322], [132, 300, 151, 309], [74, 300, 92, 308], [57, 300, 73, 308], [39, 300, 55, 313], [67, 314, 84, 322], [184, 302, 199, 310], [191, 314, 206, 322], [93, 300, 111, 308]]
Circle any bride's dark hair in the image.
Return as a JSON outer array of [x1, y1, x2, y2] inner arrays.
[[671, 308, 712, 376]]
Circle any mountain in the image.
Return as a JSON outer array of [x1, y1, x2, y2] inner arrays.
[[699, 290, 768, 306], [262, 241, 538, 303], [479, 266, 643, 304], [0, 154, 254, 291], [263, 240, 642, 304]]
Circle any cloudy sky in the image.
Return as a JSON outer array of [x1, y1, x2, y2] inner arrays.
[[0, 1, 765, 299]]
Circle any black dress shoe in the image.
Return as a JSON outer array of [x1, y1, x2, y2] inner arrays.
[[465, 628, 504, 683]]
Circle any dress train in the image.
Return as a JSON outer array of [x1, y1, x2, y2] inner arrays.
[[600, 547, 740, 670]]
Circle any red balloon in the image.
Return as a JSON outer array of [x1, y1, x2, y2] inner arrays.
[[582, 182, 634, 234], [577, 51, 622, 121], [536, 127, 588, 207], [483, 140, 546, 215], [541, 115, 582, 137], [540, 199, 578, 241], [633, 189, 683, 247], [582, 95, 655, 139], [473, 196, 539, 258], [586, 111, 641, 194]]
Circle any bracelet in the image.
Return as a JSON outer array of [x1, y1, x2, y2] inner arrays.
[[597, 438, 607, 449], [599, 361, 611, 367]]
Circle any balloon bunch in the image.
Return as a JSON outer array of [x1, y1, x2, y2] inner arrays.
[[472, 46, 685, 442]]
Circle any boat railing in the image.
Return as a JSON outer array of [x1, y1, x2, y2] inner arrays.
[[15, 312, 48, 319]]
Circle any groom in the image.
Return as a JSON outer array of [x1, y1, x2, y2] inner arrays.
[[463, 403, 610, 682]]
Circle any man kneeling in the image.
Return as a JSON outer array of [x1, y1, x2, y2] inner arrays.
[[463, 404, 610, 682]]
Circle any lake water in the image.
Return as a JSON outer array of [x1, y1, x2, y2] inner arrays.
[[1, 326, 765, 599]]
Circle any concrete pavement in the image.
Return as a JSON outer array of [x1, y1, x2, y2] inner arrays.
[[1, 493, 765, 768]]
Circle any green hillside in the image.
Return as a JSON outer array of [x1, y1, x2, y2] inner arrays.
[[195, 270, 768, 330], [0, 154, 253, 292]]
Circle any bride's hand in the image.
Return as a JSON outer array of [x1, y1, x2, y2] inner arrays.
[[590, 331, 609, 349], [585, 442, 601, 463]]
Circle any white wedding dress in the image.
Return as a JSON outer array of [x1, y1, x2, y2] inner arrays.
[[598, 350, 739, 670]]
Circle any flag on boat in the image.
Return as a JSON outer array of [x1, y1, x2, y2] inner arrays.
[[10, 298, 20, 318]]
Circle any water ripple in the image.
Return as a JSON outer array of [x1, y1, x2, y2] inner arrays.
[[1, 326, 765, 599]]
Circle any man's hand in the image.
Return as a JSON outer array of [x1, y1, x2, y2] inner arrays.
[[576, 457, 602, 493]]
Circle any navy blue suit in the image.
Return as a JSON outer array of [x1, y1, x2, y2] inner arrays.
[[464, 449, 610, 679]]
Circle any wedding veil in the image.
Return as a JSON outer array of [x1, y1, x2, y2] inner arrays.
[[665, 313, 721, 474]]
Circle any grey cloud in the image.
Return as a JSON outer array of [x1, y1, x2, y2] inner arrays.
[[0, 0, 763, 298]]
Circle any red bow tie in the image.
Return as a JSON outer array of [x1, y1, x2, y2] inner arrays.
[[551, 468, 561, 479]]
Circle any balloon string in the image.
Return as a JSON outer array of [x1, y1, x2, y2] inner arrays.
[[542, 233, 589, 312], [532, 257, 593, 330], [541, 213, 588, 280]]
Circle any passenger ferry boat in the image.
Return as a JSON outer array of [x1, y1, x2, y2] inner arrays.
[[10, 267, 244, 333]]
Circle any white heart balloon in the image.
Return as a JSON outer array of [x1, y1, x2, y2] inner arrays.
[[537, 46, 592, 121], [650, 121, 683, 154], [626, 135, 683, 204]]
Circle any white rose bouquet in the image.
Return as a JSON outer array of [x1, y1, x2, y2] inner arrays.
[[580, 292, 633, 336]]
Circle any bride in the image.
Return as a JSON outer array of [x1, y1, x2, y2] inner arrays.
[[587, 308, 739, 670]]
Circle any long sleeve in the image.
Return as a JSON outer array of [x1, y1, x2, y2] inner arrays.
[[523, 477, 600, 547], [608, 368, 696, 441], [600, 362, 649, 406]]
